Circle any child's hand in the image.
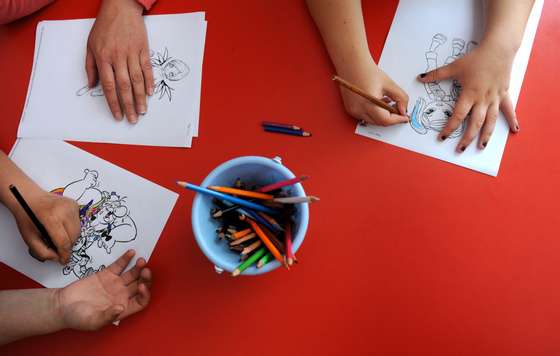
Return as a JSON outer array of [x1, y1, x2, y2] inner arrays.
[[338, 61, 409, 126], [86, 0, 154, 123], [55, 250, 152, 331], [13, 190, 80, 264], [417, 41, 519, 152]]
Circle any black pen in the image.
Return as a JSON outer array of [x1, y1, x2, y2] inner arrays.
[[9, 185, 58, 260]]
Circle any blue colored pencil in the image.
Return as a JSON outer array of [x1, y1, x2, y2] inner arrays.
[[263, 126, 311, 137], [177, 182, 278, 215]]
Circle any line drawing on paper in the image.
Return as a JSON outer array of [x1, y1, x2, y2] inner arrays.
[[410, 33, 477, 138], [76, 47, 190, 102], [51, 169, 137, 280]]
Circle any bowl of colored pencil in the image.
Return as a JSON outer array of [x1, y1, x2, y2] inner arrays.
[[179, 156, 317, 276]]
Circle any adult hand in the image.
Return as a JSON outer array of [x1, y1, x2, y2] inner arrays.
[[86, 0, 154, 123], [55, 250, 152, 331], [417, 40, 519, 152], [13, 190, 80, 264], [338, 59, 409, 126]]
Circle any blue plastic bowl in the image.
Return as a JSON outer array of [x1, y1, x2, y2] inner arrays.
[[191, 156, 309, 275]]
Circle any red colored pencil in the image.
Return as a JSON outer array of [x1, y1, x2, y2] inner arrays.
[[285, 223, 297, 266], [256, 175, 309, 193]]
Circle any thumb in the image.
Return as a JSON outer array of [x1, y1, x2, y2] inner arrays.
[[417, 63, 455, 83], [101, 304, 125, 325]]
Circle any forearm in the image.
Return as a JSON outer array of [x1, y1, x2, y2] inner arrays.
[[483, 0, 535, 54], [306, 0, 374, 77], [0, 151, 43, 215], [0, 288, 65, 345]]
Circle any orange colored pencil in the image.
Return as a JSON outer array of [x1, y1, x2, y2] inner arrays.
[[245, 217, 286, 266], [207, 186, 274, 200], [232, 228, 252, 240]]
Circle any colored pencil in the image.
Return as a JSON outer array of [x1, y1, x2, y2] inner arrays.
[[285, 223, 297, 266], [232, 247, 267, 276], [241, 240, 262, 255], [230, 232, 257, 246], [212, 204, 238, 218], [258, 212, 284, 232], [232, 228, 252, 240], [263, 126, 312, 137], [257, 175, 309, 193], [238, 207, 282, 234], [262, 121, 302, 131], [177, 182, 278, 215], [273, 196, 320, 204], [208, 186, 274, 200], [257, 252, 273, 268], [244, 216, 286, 266], [9, 185, 57, 252], [332, 75, 400, 115]]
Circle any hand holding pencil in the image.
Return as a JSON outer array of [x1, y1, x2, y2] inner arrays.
[[333, 67, 410, 126]]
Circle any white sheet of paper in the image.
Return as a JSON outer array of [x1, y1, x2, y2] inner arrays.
[[355, 0, 543, 176], [0, 139, 178, 288], [18, 13, 207, 147]]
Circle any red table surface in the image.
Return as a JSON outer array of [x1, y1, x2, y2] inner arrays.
[[1, 1, 559, 355]]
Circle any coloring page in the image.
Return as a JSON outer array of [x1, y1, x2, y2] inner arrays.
[[355, 0, 543, 176], [0, 139, 178, 288], [18, 13, 207, 147]]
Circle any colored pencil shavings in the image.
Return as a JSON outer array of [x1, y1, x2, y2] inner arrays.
[[178, 176, 318, 276]]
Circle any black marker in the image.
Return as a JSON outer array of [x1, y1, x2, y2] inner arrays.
[[9, 184, 58, 261]]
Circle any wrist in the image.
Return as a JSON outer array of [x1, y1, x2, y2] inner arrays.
[[101, 0, 144, 16], [50, 288, 68, 331], [481, 33, 520, 58]]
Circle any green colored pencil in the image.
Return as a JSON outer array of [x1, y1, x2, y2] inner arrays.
[[232, 247, 267, 276], [257, 252, 273, 268]]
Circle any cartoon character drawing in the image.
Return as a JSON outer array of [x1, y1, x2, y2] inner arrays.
[[410, 33, 477, 138], [76, 47, 190, 102], [52, 169, 137, 279]]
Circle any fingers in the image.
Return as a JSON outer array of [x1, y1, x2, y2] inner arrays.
[[121, 257, 146, 285], [120, 282, 151, 320], [99, 62, 123, 120], [45, 222, 72, 264], [418, 62, 455, 83], [384, 84, 409, 114], [85, 50, 98, 89], [365, 103, 409, 126], [439, 94, 473, 141], [125, 267, 152, 295], [25, 231, 58, 261], [114, 60, 138, 123], [478, 102, 499, 149], [108, 249, 135, 275], [500, 95, 519, 133], [140, 48, 154, 96], [128, 56, 147, 115], [456, 103, 487, 152]]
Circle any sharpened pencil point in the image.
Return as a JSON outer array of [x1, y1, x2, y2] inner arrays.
[[232, 269, 240, 277], [176, 181, 188, 188]]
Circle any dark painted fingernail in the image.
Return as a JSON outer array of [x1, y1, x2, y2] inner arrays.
[[440, 135, 447, 141], [460, 146, 466, 152], [419, 73, 427, 78], [482, 142, 487, 148], [515, 124, 519, 131]]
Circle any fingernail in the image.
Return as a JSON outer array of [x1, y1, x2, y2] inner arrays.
[[515, 124, 520, 132], [460, 146, 466, 152], [482, 141, 487, 148], [139, 106, 147, 115], [440, 135, 447, 141], [419, 73, 427, 78], [129, 115, 138, 124], [116, 113, 123, 121], [148, 87, 154, 96]]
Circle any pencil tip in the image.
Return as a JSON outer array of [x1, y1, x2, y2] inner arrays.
[[310, 196, 320, 203], [303, 132, 312, 137], [232, 269, 240, 277], [176, 181, 187, 187]]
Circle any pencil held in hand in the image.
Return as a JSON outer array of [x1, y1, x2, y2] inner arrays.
[[332, 75, 400, 115]]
